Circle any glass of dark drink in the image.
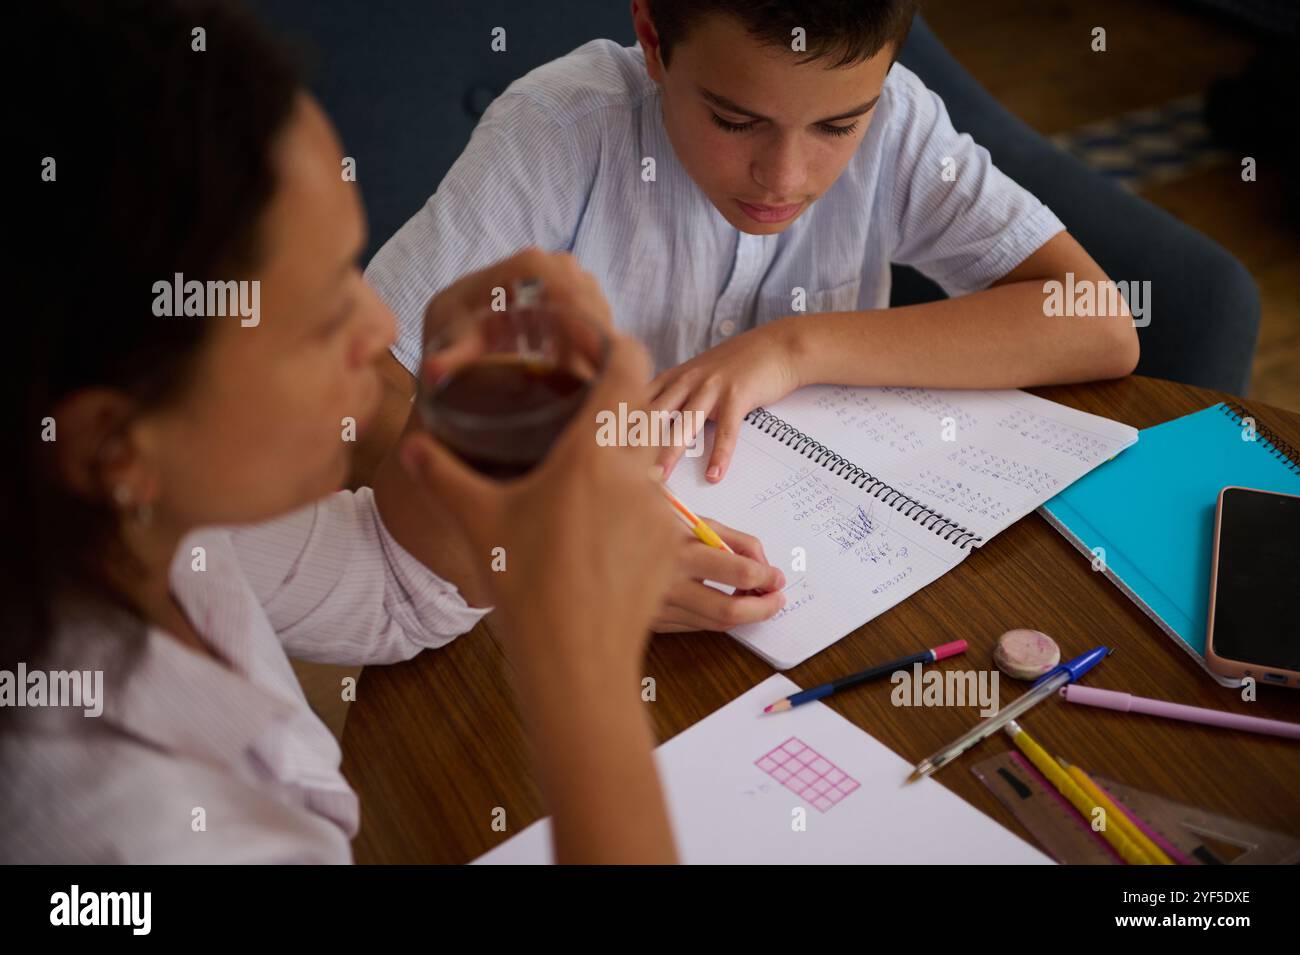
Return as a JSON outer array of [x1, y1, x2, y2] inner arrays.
[[416, 281, 610, 479]]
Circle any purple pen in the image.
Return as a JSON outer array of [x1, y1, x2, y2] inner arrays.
[[1060, 685, 1300, 740]]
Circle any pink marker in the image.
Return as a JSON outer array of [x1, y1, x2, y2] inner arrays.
[[1060, 685, 1300, 740]]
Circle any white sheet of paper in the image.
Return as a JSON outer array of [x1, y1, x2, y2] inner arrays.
[[474, 675, 1052, 865]]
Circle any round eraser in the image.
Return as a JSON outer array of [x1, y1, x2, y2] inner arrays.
[[993, 629, 1060, 680]]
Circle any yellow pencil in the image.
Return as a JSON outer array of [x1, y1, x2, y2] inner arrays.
[[1061, 760, 1174, 865], [659, 484, 735, 553], [1005, 720, 1155, 865]]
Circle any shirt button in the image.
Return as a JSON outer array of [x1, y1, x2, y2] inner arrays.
[[718, 319, 736, 336]]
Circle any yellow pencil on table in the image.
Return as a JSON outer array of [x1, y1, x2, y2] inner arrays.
[[1059, 759, 1174, 865], [659, 484, 735, 553], [1004, 720, 1156, 865]]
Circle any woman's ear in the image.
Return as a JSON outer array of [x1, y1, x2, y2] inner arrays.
[[49, 389, 155, 508]]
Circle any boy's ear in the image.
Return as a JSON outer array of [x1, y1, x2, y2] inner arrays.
[[630, 1, 668, 83]]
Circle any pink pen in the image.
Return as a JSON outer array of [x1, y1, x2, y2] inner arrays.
[[1060, 685, 1300, 740]]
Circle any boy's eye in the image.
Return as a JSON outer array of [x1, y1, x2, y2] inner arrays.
[[710, 112, 756, 133], [710, 112, 860, 139], [818, 121, 859, 138]]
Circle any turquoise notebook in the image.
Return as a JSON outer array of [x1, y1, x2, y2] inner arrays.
[[1040, 402, 1300, 686]]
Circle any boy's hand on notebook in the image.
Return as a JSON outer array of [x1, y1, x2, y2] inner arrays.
[[651, 519, 787, 634], [648, 321, 803, 483]]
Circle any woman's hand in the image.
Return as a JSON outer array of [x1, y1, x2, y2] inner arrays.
[[399, 331, 682, 863], [412, 247, 787, 638], [400, 332, 682, 676], [422, 247, 612, 343]]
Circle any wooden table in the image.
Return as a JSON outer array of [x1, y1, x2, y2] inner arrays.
[[342, 376, 1300, 863]]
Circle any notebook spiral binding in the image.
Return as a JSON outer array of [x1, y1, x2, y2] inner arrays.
[[745, 407, 984, 550], [1219, 402, 1300, 475]]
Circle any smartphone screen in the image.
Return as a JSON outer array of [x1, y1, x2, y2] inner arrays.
[[1210, 488, 1300, 672]]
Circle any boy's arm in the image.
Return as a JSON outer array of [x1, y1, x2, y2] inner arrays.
[[650, 231, 1138, 482], [787, 230, 1140, 389]]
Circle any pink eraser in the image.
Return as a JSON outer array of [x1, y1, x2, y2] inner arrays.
[[994, 629, 1060, 680], [931, 639, 968, 661]]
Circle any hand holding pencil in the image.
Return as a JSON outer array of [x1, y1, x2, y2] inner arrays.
[[649, 478, 788, 633], [660, 482, 736, 553]]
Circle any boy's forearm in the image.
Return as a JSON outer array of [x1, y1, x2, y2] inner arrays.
[[785, 232, 1140, 390], [785, 277, 1139, 391]]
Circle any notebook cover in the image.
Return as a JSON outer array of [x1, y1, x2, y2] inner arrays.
[[1040, 403, 1300, 685]]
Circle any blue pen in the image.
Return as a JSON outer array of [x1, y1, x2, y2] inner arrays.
[[908, 645, 1111, 781]]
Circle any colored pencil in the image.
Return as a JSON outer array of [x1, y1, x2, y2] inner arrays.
[[660, 483, 735, 553], [1005, 720, 1154, 865], [764, 641, 969, 713]]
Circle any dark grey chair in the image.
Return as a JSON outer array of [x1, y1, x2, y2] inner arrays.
[[250, 2, 1261, 394]]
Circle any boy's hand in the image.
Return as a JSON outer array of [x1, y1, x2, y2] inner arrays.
[[648, 319, 803, 482], [651, 518, 786, 633]]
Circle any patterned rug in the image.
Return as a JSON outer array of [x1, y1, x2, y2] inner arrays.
[[1050, 94, 1233, 193]]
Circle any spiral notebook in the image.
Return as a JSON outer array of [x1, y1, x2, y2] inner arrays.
[[668, 385, 1138, 669], [1041, 402, 1300, 687]]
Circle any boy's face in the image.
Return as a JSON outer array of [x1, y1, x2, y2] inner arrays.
[[637, 9, 894, 235]]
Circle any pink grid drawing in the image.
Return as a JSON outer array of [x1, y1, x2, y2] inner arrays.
[[754, 737, 860, 813]]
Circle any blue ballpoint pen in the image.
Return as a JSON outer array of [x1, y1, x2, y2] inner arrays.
[[907, 645, 1111, 781]]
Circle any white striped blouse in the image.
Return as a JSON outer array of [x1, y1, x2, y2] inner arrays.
[[0, 487, 489, 863]]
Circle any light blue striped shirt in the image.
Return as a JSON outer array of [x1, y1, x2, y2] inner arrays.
[[367, 40, 1065, 376]]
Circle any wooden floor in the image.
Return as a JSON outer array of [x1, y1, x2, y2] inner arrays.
[[923, 0, 1299, 412]]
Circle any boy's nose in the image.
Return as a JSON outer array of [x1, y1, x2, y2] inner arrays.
[[751, 136, 806, 200]]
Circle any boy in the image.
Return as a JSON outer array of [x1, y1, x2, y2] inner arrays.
[[364, 1, 1138, 630]]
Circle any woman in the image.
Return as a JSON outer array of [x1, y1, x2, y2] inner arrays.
[[3, 0, 681, 863]]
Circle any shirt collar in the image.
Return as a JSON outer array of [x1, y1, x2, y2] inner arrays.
[[35, 544, 299, 770]]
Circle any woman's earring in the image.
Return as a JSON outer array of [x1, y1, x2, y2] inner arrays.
[[112, 484, 153, 526]]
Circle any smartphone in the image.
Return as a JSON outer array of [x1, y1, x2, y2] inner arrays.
[[1205, 487, 1300, 687]]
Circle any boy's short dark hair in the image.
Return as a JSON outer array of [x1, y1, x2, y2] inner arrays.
[[649, 0, 917, 69]]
